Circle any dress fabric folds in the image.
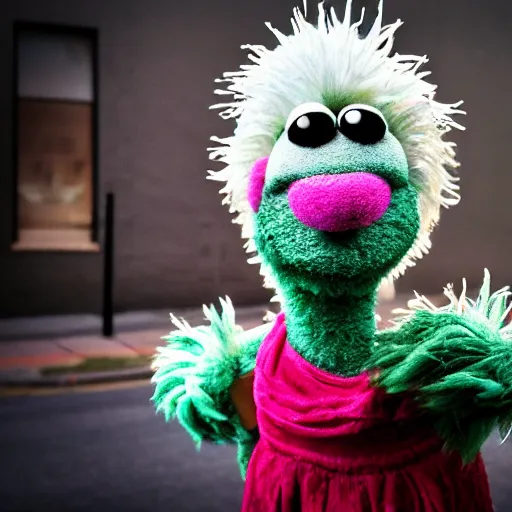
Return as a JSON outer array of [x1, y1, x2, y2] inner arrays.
[[241, 314, 494, 512]]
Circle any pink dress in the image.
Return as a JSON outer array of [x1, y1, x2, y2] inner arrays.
[[241, 314, 494, 511]]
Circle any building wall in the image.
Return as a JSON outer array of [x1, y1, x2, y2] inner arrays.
[[0, 0, 511, 317]]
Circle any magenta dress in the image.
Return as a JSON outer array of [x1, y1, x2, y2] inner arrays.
[[241, 314, 494, 512]]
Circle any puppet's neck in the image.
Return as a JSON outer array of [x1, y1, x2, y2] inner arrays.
[[281, 285, 377, 377]]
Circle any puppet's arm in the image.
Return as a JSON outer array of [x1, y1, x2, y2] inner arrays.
[[371, 270, 512, 462], [151, 298, 270, 477]]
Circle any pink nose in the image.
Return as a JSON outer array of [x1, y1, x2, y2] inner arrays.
[[288, 173, 391, 232]]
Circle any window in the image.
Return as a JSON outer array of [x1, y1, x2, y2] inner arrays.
[[12, 24, 99, 251]]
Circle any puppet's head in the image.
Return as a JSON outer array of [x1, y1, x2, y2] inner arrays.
[[209, 0, 464, 299]]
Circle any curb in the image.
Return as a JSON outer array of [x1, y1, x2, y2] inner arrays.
[[0, 365, 153, 388]]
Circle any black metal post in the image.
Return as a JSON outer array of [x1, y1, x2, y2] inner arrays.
[[102, 192, 115, 337]]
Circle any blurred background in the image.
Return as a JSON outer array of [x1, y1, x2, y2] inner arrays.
[[1, 0, 512, 511]]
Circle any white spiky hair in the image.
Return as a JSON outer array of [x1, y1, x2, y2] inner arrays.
[[208, 0, 465, 296]]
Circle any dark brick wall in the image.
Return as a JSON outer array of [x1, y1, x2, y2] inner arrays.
[[0, 0, 511, 317]]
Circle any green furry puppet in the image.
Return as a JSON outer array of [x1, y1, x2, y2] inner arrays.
[[152, 2, 511, 510]]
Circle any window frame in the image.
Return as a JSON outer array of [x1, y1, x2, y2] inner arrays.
[[11, 21, 100, 251]]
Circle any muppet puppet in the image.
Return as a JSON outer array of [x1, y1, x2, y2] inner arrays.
[[152, 1, 512, 510]]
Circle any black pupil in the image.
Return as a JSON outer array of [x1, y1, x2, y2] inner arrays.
[[338, 108, 386, 145], [288, 112, 336, 148]]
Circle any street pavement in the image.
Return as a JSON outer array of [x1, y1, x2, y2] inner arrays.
[[0, 383, 244, 512], [1, 383, 512, 512]]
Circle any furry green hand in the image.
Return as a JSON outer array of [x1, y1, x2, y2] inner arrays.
[[151, 298, 270, 477], [371, 270, 512, 462]]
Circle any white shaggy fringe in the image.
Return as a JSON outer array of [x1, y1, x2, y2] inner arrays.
[[208, 0, 465, 296], [392, 269, 512, 339], [151, 297, 242, 373]]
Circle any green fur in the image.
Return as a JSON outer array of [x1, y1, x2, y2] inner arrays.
[[253, 119, 421, 376], [257, 126, 420, 299], [322, 91, 419, 148], [151, 299, 270, 476], [237, 430, 260, 480], [282, 286, 377, 376], [237, 322, 272, 375], [321, 90, 378, 115], [370, 271, 512, 462], [256, 186, 419, 297]]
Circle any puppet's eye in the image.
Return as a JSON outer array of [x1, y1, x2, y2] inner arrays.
[[286, 103, 337, 148], [337, 104, 387, 145]]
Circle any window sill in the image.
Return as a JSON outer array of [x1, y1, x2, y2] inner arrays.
[[11, 229, 100, 253]]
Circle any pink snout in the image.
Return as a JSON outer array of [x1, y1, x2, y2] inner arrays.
[[288, 173, 392, 232]]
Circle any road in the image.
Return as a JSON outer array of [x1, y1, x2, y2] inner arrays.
[[1, 383, 512, 512], [0, 384, 244, 512]]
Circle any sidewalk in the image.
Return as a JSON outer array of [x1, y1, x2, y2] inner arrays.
[[0, 295, 440, 388], [0, 304, 270, 387]]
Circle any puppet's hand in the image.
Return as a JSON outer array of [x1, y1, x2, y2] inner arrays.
[[370, 270, 512, 462], [151, 298, 270, 451]]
